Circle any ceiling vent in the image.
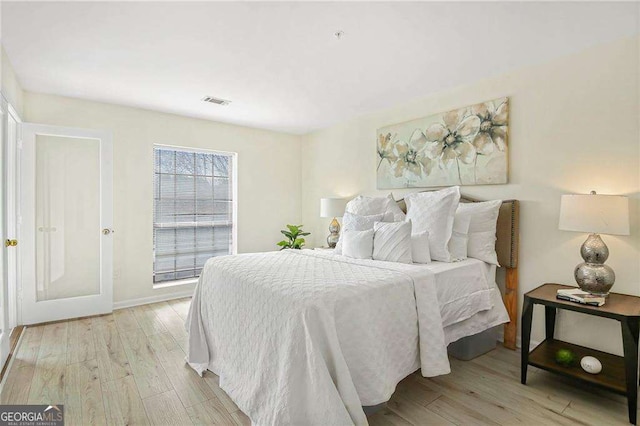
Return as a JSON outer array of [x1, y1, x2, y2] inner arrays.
[[201, 96, 231, 106]]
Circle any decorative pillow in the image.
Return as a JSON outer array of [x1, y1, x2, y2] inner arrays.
[[449, 212, 472, 261], [342, 229, 374, 260], [405, 186, 461, 262], [411, 231, 431, 264], [456, 200, 502, 265], [335, 212, 385, 254], [384, 195, 407, 222], [373, 221, 412, 264], [346, 194, 405, 222]]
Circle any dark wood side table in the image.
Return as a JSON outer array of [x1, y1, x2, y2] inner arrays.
[[521, 283, 640, 424]]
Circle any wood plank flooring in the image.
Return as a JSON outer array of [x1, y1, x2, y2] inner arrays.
[[1, 297, 635, 425], [1, 298, 249, 426]]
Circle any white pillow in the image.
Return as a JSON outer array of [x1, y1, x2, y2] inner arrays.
[[335, 212, 385, 254], [449, 212, 472, 261], [384, 195, 407, 222], [411, 231, 431, 264], [373, 221, 412, 264], [342, 229, 374, 260], [456, 200, 502, 265], [405, 186, 461, 262], [346, 194, 405, 222]]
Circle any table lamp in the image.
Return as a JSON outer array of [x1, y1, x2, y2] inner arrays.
[[320, 198, 347, 248], [558, 191, 630, 296]]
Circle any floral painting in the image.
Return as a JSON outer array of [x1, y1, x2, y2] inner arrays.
[[376, 97, 508, 189]]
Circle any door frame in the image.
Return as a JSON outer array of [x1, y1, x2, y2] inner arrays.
[[20, 123, 113, 324]]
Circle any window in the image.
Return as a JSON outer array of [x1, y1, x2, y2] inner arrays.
[[153, 146, 235, 284]]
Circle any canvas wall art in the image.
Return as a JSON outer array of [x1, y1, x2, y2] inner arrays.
[[376, 97, 508, 189]]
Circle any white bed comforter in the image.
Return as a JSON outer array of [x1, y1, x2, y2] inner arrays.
[[186, 250, 490, 425]]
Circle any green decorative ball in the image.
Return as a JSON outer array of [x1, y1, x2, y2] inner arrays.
[[555, 349, 576, 367]]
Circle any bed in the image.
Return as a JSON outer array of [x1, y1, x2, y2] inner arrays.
[[186, 196, 519, 425]]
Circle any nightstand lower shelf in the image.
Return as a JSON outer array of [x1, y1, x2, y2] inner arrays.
[[528, 339, 626, 395]]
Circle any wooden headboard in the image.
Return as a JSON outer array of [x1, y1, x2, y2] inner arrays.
[[396, 194, 520, 350]]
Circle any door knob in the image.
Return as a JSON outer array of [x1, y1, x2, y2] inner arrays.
[[5, 239, 17, 247], [102, 228, 114, 235]]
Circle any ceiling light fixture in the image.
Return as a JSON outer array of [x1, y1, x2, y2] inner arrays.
[[334, 30, 344, 40], [201, 96, 231, 106]]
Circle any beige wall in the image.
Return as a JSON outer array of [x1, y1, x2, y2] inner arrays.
[[301, 36, 640, 355], [1, 47, 24, 115], [25, 92, 301, 303]]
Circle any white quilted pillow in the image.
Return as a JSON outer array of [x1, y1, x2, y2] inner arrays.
[[405, 186, 461, 262], [411, 231, 431, 264], [342, 229, 374, 260], [335, 212, 385, 255], [346, 194, 405, 222], [373, 221, 412, 264], [456, 200, 502, 265]]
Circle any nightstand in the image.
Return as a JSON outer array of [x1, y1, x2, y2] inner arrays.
[[521, 283, 640, 424]]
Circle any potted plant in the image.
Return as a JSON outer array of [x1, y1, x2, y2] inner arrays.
[[277, 225, 310, 250]]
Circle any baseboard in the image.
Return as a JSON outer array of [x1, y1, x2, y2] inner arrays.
[[113, 289, 194, 310], [0, 327, 25, 392]]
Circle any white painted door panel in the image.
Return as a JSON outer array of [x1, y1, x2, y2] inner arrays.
[[21, 124, 112, 324]]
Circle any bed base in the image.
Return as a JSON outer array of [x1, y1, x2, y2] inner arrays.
[[362, 403, 386, 416]]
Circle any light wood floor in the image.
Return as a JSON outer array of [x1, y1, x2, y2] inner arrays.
[[1, 298, 635, 425]]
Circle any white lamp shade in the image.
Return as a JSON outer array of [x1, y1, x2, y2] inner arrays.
[[559, 193, 630, 235], [320, 198, 347, 218]]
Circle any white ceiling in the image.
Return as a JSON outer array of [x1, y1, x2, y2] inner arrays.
[[2, 2, 638, 134]]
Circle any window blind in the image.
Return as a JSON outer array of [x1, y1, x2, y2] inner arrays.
[[153, 147, 234, 283]]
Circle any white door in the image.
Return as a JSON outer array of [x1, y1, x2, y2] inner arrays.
[[6, 105, 21, 329], [0, 98, 21, 367], [0, 99, 8, 366], [21, 124, 113, 324]]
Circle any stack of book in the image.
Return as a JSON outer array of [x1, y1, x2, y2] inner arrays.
[[556, 288, 606, 307]]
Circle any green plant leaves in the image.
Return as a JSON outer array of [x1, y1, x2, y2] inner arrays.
[[277, 224, 309, 250], [286, 224, 301, 233]]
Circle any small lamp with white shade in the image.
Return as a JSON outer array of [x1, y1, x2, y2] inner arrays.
[[320, 198, 348, 248], [558, 191, 630, 296]]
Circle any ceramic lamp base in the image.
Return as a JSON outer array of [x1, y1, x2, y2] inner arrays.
[[327, 217, 341, 248]]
